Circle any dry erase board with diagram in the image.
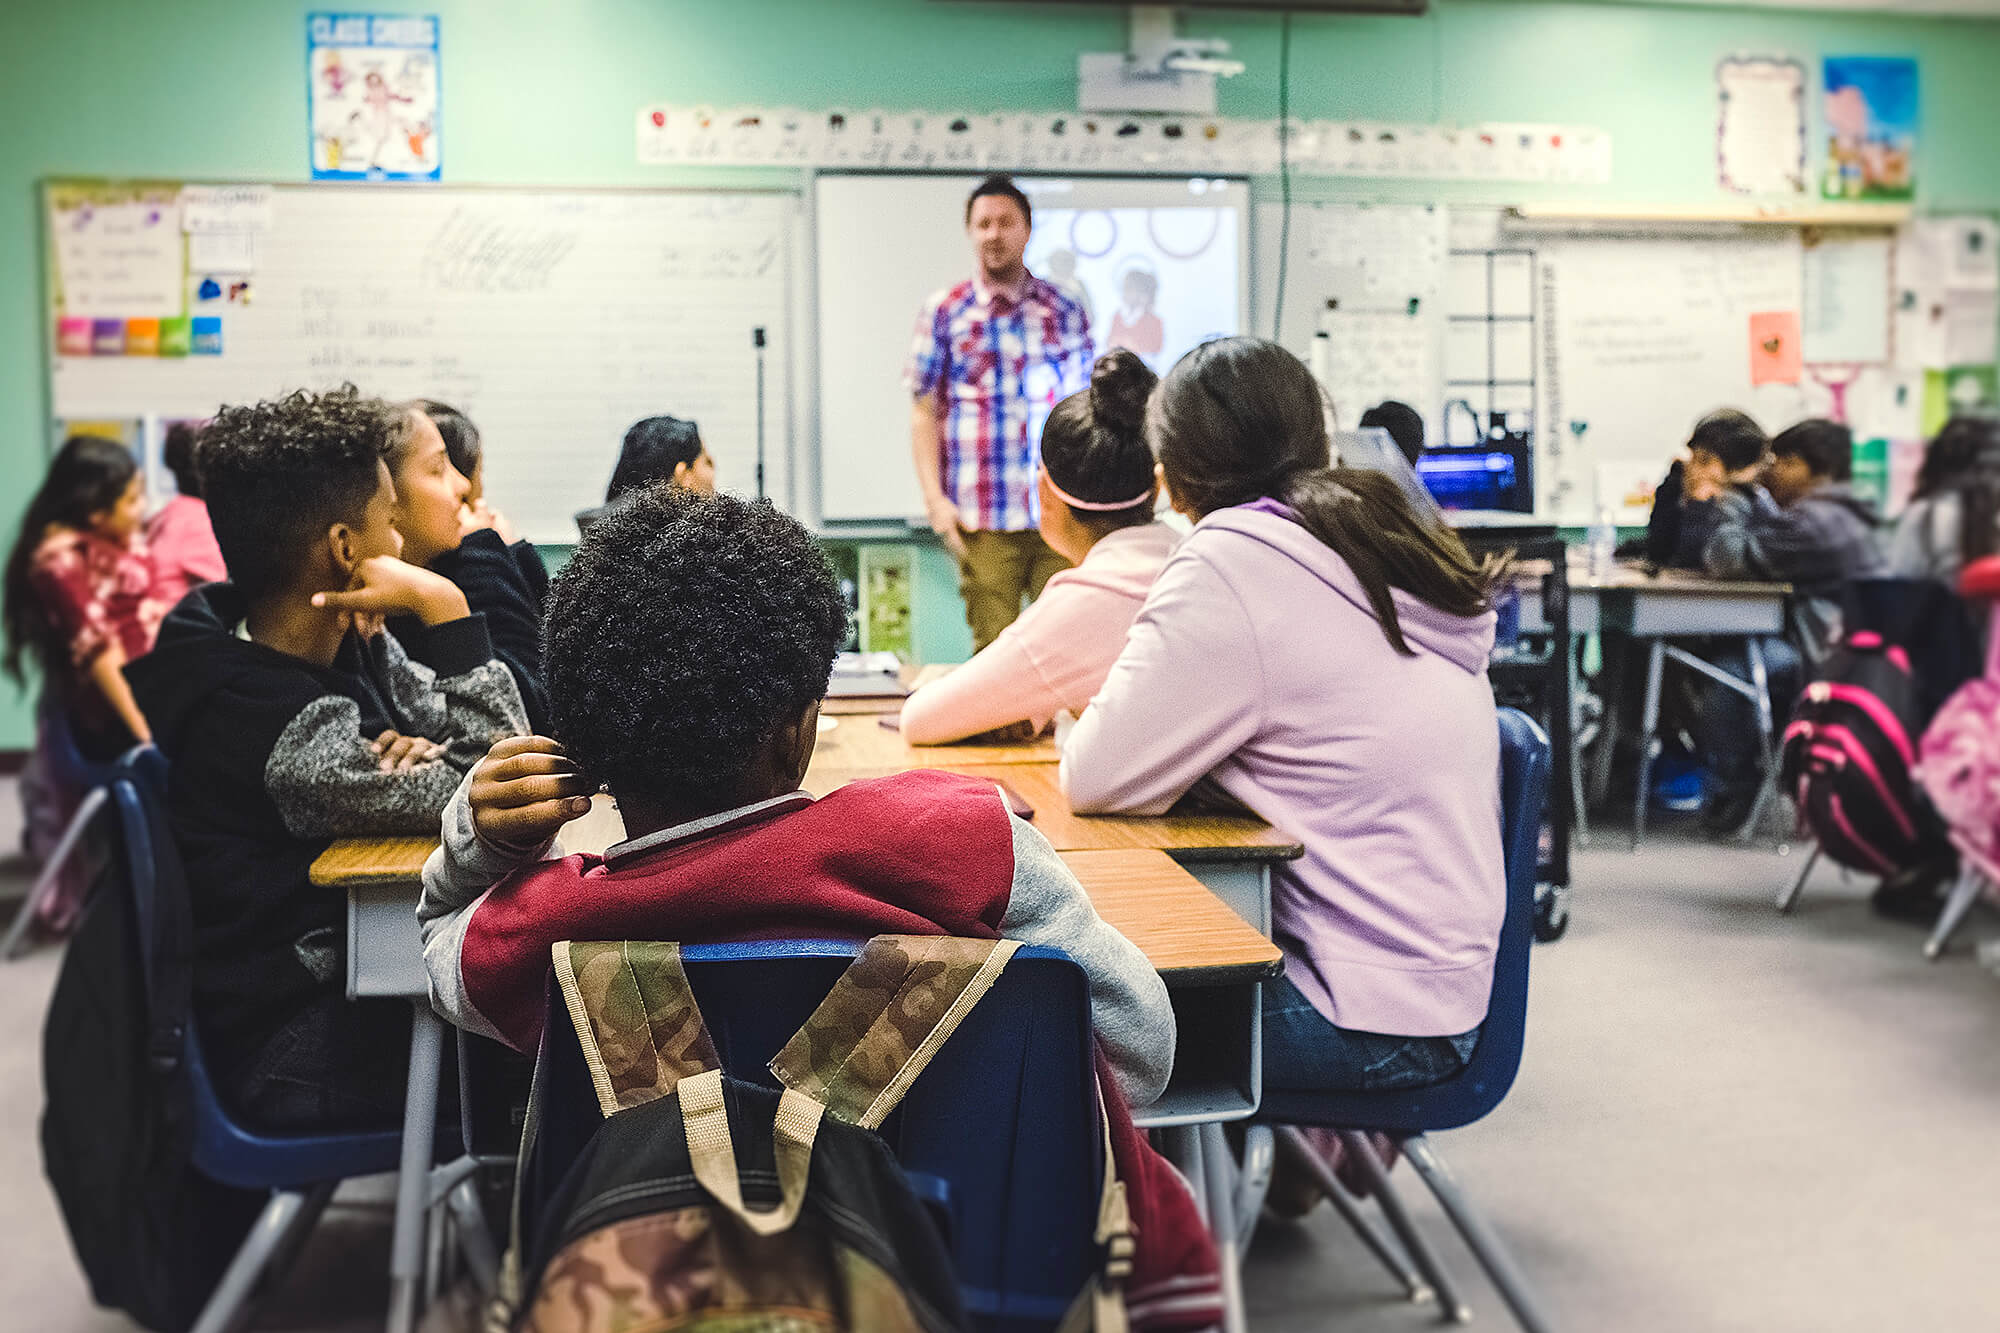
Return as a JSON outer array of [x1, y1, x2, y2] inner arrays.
[[46, 181, 799, 544]]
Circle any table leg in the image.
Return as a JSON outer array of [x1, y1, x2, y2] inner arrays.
[[1632, 638, 1666, 850], [1737, 636, 1779, 843], [1199, 1121, 1248, 1333], [388, 1003, 444, 1333]]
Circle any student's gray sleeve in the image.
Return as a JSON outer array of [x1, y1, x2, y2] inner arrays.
[[378, 619, 529, 766], [996, 807, 1176, 1108], [1701, 489, 1767, 580], [264, 694, 490, 840]]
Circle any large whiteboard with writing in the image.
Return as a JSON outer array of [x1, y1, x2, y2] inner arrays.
[[1537, 231, 1807, 522], [49, 185, 797, 543]]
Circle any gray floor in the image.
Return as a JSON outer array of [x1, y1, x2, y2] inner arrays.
[[3, 782, 1998, 1331]]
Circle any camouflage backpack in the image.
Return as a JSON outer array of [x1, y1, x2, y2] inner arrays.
[[498, 935, 1134, 1333]]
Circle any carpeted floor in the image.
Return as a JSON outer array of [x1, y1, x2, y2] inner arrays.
[[3, 784, 1997, 1331]]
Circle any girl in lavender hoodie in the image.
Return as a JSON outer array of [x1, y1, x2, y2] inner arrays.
[[900, 349, 1181, 744], [1063, 336, 1508, 1096]]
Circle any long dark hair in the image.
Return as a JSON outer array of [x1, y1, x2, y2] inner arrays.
[[1041, 349, 1158, 532], [4, 435, 138, 684], [418, 399, 482, 481], [1149, 336, 1499, 655], [608, 415, 702, 503], [1913, 416, 2000, 564]]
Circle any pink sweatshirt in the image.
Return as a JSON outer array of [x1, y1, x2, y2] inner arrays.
[[899, 522, 1179, 745], [146, 495, 226, 609], [1061, 504, 1504, 1037]]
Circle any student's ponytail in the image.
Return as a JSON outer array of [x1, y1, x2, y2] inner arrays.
[[1150, 336, 1499, 655], [1040, 349, 1159, 524]]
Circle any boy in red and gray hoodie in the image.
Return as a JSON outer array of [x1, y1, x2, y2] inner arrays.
[[417, 485, 1221, 1330]]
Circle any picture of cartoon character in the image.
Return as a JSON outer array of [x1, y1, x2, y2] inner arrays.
[[319, 49, 348, 99], [1108, 266, 1164, 362], [1042, 248, 1095, 329]]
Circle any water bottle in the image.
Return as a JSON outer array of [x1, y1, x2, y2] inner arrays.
[[1587, 504, 1617, 579]]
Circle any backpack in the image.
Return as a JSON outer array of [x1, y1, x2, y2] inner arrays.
[[1780, 630, 1949, 877], [500, 936, 1134, 1333], [1916, 624, 2000, 873], [41, 763, 264, 1332]]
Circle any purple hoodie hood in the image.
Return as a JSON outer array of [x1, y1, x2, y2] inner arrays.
[[1214, 500, 1497, 675]]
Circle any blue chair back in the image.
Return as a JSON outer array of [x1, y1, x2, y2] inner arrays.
[[107, 759, 404, 1191], [520, 940, 1100, 1331], [1259, 706, 1552, 1133], [36, 696, 126, 797]]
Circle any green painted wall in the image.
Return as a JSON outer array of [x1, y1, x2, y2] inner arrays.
[[7, 0, 2000, 744]]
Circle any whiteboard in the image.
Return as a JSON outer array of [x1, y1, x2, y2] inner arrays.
[[50, 185, 797, 544], [814, 173, 1249, 524], [1537, 231, 1807, 523]]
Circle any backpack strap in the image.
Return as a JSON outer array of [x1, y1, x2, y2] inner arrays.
[[1057, 1082, 1133, 1333], [552, 940, 720, 1116], [768, 934, 1022, 1129]]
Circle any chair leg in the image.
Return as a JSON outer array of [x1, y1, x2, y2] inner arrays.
[[1336, 1130, 1472, 1323], [1925, 864, 1988, 961], [1402, 1135, 1555, 1333], [1234, 1125, 1276, 1237], [2, 786, 107, 959], [1735, 638, 1779, 845], [1776, 845, 1822, 915], [1631, 640, 1665, 850], [1275, 1127, 1432, 1305], [190, 1189, 315, 1333], [446, 1177, 501, 1297]]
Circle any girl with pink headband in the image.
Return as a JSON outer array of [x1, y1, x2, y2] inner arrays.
[[899, 349, 1180, 745]]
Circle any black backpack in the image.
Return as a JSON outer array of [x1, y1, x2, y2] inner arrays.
[[1781, 631, 1949, 877], [41, 763, 263, 1332]]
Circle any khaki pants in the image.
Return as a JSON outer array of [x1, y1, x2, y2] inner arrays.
[[958, 529, 1070, 651]]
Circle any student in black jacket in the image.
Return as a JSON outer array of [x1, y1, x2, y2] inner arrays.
[[126, 387, 527, 1130], [384, 404, 551, 732], [1644, 409, 1770, 567]]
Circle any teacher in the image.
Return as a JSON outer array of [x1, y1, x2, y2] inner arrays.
[[907, 175, 1094, 650]]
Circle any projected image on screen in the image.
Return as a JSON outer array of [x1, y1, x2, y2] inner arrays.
[[1026, 188, 1241, 376]]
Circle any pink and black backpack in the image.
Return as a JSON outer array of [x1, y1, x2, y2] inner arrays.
[[1915, 556, 2000, 873], [1781, 630, 1949, 876]]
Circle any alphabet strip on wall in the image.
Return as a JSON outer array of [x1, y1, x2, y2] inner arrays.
[[636, 105, 1613, 184]]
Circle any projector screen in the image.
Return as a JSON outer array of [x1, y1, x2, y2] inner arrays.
[[815, 173, 1250, 523]]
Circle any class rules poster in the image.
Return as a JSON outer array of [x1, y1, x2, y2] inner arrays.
[[308, 13, 441, 181]]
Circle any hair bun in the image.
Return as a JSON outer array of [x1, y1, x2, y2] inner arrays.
[[1089, 349, 1158, 442]]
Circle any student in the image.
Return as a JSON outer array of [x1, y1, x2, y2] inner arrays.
[[3, 435, 164, 756], [146, 421, 227, 608], [572, 414, 715, 537], [1694, 417, 1886, 827], [1888, 415, 2000, 584], [1358, 399, 1427, 469], [1644, 409, 1770, 568], [1061, 337, 1505, 1115], [384, 403, 551, 733], [125, 387, 527, 1130], [899, 350, 1178, 745], [417, 486, 1222, 1327], [418, 398, 551, 610]]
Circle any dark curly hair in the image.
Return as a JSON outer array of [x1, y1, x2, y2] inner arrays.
[[198, 386, 398, 601], [544, 485, 850, 810]]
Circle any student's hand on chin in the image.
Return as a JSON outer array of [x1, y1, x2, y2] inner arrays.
[[462, 500, 517, 545], [470, 736, 597, 851], [313, 556, 471, 625]]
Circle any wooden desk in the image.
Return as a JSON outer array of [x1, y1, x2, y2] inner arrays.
[[808, 712, 1057, 769]]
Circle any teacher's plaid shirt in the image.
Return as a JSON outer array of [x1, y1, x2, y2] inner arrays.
[[906, 273, 1093, 532]]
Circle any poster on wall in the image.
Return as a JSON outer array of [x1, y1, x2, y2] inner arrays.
[[1716, 56, 1805, 194], [308, 13, 441, 181], [1821, 56, 1916, 201]]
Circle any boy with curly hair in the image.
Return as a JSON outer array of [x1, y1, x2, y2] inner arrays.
[[126, 385, 526, 1130], [417, 485, 1222, 1329]]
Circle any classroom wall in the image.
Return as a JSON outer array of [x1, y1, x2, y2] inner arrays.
[[7, 0, 2000, 746]]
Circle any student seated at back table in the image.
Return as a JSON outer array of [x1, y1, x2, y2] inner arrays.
[[573, 413, 715, 539], [1062, 337, 1505, 1108], [147, 421, 228, 609], [1358, 398, 1427, 468], [380, 401, 552, 733], [125, 387, 528, 1130], [419, 398, 551, 611], [1888, 415, 2000, 585], [900, 350, 1178, 745], [417, 485, 1223, 1328], [1643, 408, 1770, 569], [1690, 417, 1885, 827]]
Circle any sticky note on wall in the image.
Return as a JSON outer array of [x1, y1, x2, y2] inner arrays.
[[1749, 310, 1803, 385], [190, 316, 222, 355], [158, 316, 191, 357], [56, 317, 91, 356], [91, 319, 125, 355], [124, 318, 160, 356]]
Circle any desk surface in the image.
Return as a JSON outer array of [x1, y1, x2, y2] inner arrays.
[[1513, 556, 1791, 598], [801, 762, 1301, 862], [808, 712, 1057, 768], [318, 824, 1280, 983]]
